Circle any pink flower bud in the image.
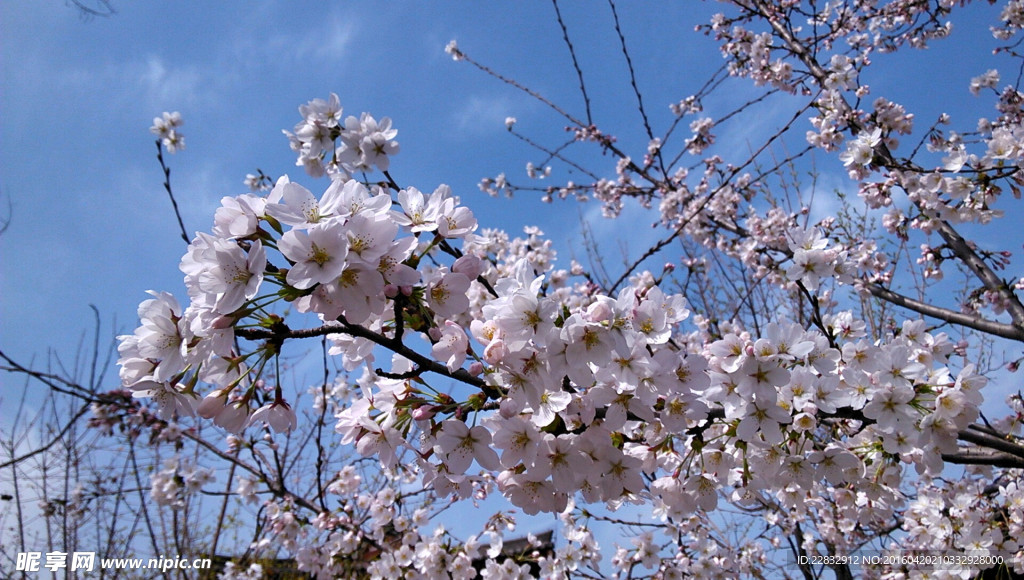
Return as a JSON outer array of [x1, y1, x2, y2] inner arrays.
[[197, 391, 228, 419], [248, 400, 297, 433], [384, 284, 399, 298], [468, 361, 484, 376], [586, 299, 613, 323], [452, 255, 483, 279], [499, 397, 523, 419], [412, 405, 437, 421], [214, 403, 249, 434], [483, 338, 507, 364], [211, 315, 235, 329]]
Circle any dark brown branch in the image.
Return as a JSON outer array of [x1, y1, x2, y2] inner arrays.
[[1, 350, 108, 404], [235, 321, 490, 392], [700, 404, 1024, 468], [942, 448, 1024, 469], [959, 424, 1024, 462], [155, 140, 190, 245], [927, 218, 1024, 328], [552, 0, 592, 126], [865, 283, 1024, 342], [0, 405, 91, 470]]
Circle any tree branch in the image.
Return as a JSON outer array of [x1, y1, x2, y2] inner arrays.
[[745, 0, 1024, 330], [235, 320, 490, 392], [942, 448, 1024, 469], [865, 282, 1024, 342], [155, 140, 190, 245], [0, 405, 91, 470]]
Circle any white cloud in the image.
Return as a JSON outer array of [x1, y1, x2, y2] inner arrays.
[[55, 54, 213, 113], [802, 171, 851, 227], [175, 162, 242, 232], [450, 94, 516, 135], [313, 16, 356, 61], [710, 90, 796, 163], [234, 11, 356, 68], [137, 55, 205, 109]]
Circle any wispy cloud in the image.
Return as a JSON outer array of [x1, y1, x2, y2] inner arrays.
[[55, 54, 213, 113], [311, 16, 356, 61], [108, 159, 239, 239], [176, 162, 244, 232], [450, 94, 516, 135], [137, 55, 206, 109], [233, 10, 357, 68]]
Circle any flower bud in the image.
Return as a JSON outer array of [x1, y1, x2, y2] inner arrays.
[[249, 401, 297, 433], [586, 299, 613, 323], [499, 397, 523, 419], [412, 405, 438, 421], [483, 338, 507, 364], [211, 315, 235, 329], [452, 255, 483, 279], [214, 403, 249, 434], [197, 391, 228, 419]]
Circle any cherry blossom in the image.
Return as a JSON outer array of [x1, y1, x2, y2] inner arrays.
[[435, 420, 501, 474], [112, 5, 1024, 571], [277, 221, 349, 289]]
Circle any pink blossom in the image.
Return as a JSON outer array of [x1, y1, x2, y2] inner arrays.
[[431, 320, 469, 371]]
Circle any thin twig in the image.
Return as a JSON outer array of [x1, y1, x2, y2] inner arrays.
[[0, 405, 91, 470], [456, 49, 588, 128], [552, 0, 592, 125], [608, 0, 653, 141], [155, 140, 190, 244]]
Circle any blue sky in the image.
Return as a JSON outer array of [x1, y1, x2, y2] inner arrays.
[[3, 1, 1011, 367], [3, 0, 1024, 564], [0, 2, 725, 369]]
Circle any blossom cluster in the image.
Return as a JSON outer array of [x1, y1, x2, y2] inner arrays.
[[118, 166, 481, 438], [283, 92, 399, 178], [150, 456, 214, 509], [115, 2, 1024, 573], [121, 95, 1024, 578], [150, 111, 184, 153]]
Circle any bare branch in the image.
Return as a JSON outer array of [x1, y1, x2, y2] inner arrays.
[[865, 282, 1024, 342], [552, 0, 592, 126], [155, 140, 190, 245]]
